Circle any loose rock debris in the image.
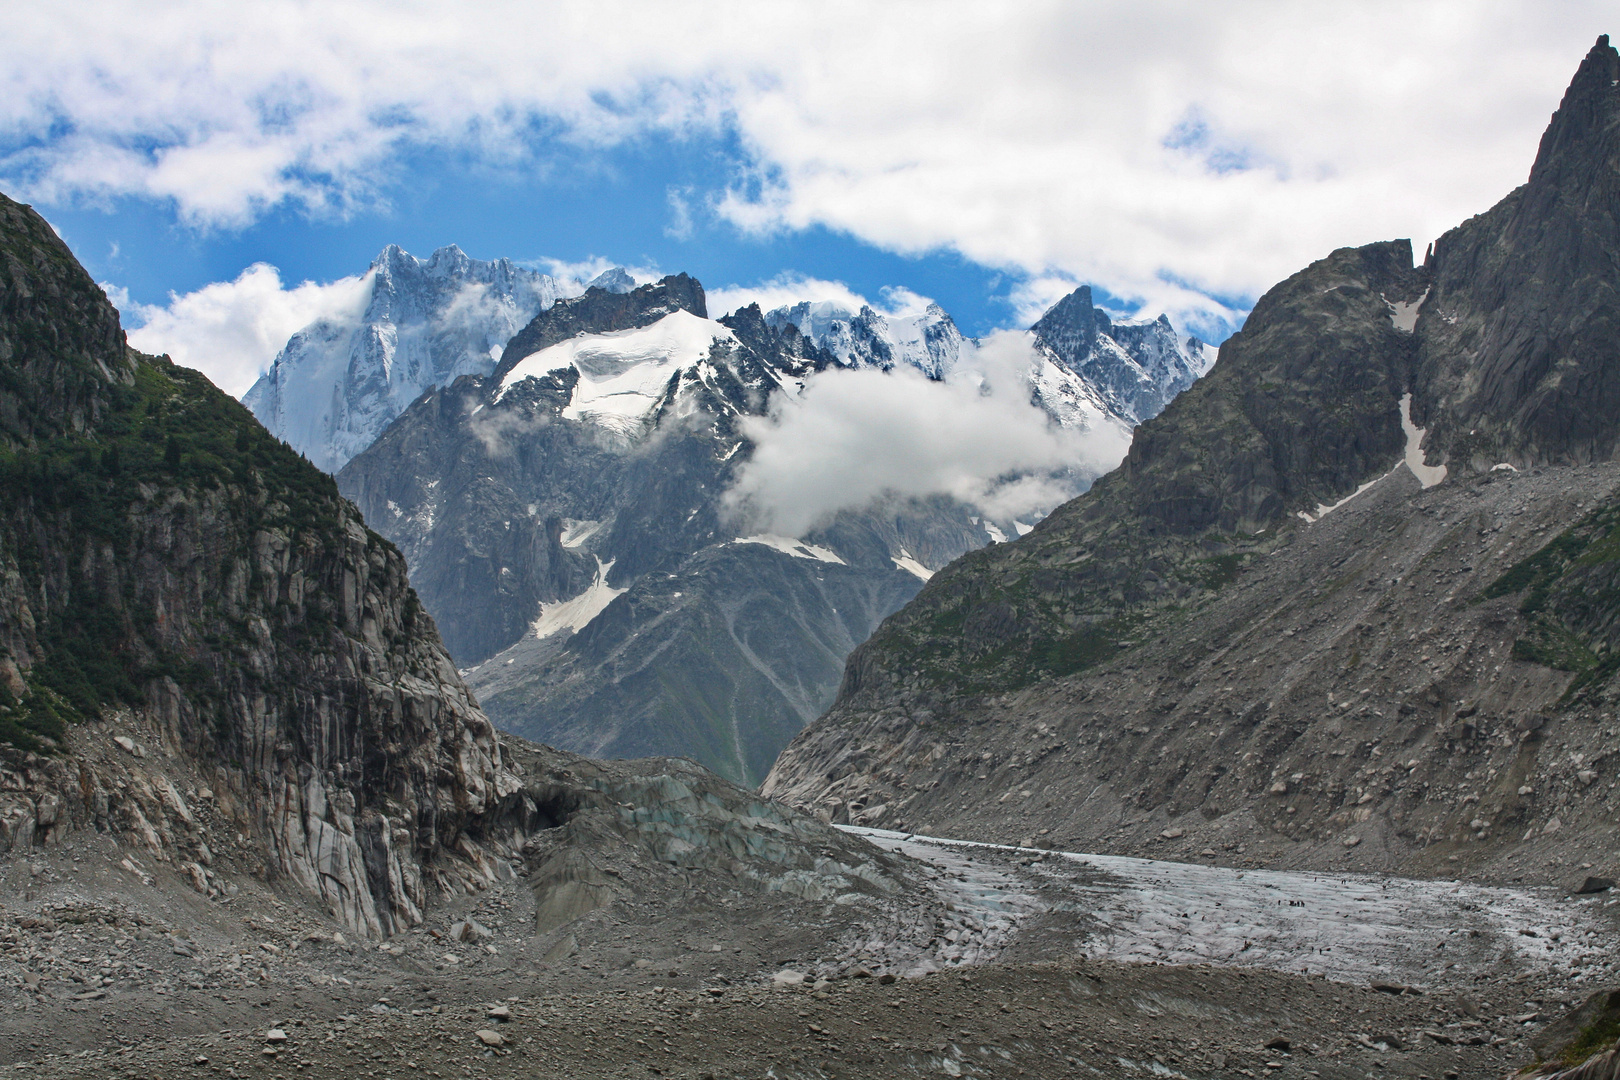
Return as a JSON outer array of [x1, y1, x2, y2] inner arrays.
[[2, 823, 1615, 1077]]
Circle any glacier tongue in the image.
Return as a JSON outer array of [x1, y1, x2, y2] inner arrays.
[[244, 244, 577, 473]]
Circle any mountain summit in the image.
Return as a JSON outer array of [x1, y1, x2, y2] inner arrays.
[[243, 245, 567, 472], [1031, 285, 1215, 427], [1417, 33, 1620, 467]]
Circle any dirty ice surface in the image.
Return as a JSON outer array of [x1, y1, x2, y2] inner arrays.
[[845, 827, 1610, 988]]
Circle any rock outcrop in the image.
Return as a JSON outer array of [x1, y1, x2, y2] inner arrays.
[[1417, 35, 1620, 468]]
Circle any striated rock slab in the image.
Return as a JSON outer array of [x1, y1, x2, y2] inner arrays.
[[0, 190, 524, 937]]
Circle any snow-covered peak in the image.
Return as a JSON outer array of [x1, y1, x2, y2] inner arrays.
[[586, 267, 636, 294], [1030, 286, 1209, 427], [764, 300, 964, 379], [498, 310, 738, 437], [243, 244, 567, 472]]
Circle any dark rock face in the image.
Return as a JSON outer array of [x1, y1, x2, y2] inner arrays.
[[1119, 240, 1424, 535], [1418, 35, 1620, 468], [0, 191, 522, 936], [764, 39, 1620, 877], [0, 197, 130, 446], [471, 503, 981, 784]]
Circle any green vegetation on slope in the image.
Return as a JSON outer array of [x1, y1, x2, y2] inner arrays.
[[0, 349, 352, 748], [1482, 496, 1620, 697]]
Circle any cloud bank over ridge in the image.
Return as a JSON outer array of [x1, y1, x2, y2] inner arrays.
[[109, 266, 374, 398], [7, 2, 1609, 326], [724, 331, 1131, 537]]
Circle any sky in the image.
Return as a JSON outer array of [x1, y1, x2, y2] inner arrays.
[[2, 2, 1612, 398]]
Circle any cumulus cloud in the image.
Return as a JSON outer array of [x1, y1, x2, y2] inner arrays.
[[708, 273, 952, 323], [723, 331, 1130, 536], [117, 266, 374, 396], [6, 4, 1609, 314]]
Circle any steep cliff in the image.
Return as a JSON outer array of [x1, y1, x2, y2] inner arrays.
[[764, 38, 1620, 884], [1418, 36, 1620, 468], [0, 192, 521, 936]]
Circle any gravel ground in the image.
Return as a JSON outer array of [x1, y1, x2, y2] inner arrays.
[[4, 824, 1615, 1078], [0, 957, 1555, 1079]]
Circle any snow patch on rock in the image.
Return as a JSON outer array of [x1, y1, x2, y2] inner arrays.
[[498, 311, 737, 435], [735, 534, 846, 565], [891, 549, 933, 581], [531, 558, 625, 639], [1401, 392, 1447, 488]]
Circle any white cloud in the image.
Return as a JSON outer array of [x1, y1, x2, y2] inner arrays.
[[723, 331, 1130, 536], [119, 265, 374, 397], [707, 273, 875, 320], [665, 186, 695, 241], [522, 256, 660, 293], [708, 273, 956, 323], [5, 3, 1611, 314]]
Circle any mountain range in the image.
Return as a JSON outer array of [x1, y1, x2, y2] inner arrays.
[[332, 276, 1209, 784]]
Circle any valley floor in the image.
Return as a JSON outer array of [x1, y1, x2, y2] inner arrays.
[[2, 825, 1614, 1079]]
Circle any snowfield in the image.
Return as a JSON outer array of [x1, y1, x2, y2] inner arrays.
[[497, 310, 738, 432]]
